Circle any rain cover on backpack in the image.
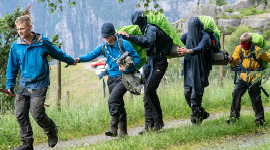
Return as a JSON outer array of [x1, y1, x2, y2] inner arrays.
[[199, 16, 221, 53], [249, 33, 268, 69], [116, 25, 147, 69], [146, 11, 185, 48]]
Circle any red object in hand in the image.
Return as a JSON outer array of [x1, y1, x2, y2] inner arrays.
[[212, 39, 216, 47]]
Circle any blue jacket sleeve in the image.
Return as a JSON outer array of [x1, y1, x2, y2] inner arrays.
[[79, 45, 103, 62], [43, 37, 75, 65], [192, 32, 211, 56], [6, 45, 20, 90], [123, 40, 141, 73], [180, 33, 187, 45], [128, 25, 157, 48]]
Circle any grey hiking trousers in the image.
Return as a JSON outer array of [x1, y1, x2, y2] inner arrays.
[[15, 87, 56, 142]]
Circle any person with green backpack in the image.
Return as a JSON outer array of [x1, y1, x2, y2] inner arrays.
[[226, 32, 270, 126], [119, 11, 174, 134], [177, 17, 212, 125]]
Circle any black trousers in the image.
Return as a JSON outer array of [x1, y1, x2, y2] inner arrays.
[[15, 87, 55, 142], [143, 61, 168, 128], [107, 76, 127, 122], [230, 78, 264, 121]]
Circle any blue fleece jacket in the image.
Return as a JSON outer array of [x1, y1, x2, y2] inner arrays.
[[6, 32, 75, 90], [79, 38, 140, 78]]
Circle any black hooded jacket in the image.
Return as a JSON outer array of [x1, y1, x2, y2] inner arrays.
[[180, 17, 212, 95], [128, 11, 173, 62]]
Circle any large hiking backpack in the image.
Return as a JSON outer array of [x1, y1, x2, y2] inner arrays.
[[199, 16, 228, 66], [146, 11, 185, 48], [115, 25, 147, 69]]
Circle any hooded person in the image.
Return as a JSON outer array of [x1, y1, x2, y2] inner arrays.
[[177, 17, 212, 125], [119, 11, 174, 134]]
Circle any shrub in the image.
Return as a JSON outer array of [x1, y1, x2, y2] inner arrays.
[[224, 25, 254, 55], [225, 8, 233, 13]]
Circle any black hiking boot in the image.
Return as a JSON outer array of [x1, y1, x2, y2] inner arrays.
[[152, 117, 164, 131], [226, 112, 239, 124], [45, 126, 58, 148], [201, 107, 209, 120], [118, 120, 128, 137], [105, 116, 119, 137], [138, 124, 154, 135], [191, 107, 203, 126], [226, 117, 239, 124], [255, 119, 265, 126], [12, 138, 33, 150]]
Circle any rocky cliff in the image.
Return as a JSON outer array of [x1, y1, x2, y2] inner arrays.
[[172, 0, 270, 34]]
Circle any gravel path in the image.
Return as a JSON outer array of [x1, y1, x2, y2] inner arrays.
[[34, 107, 270, 150]]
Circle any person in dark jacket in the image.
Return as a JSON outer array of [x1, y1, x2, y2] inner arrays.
[[119, 11, 174, 134], [6, 15, 75, 150], [177, 17, 212, 125], [74, 22, 140, 137]]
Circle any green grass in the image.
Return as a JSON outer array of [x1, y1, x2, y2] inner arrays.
[[72, 112, 270, 150], [1, 60, 270, 149]]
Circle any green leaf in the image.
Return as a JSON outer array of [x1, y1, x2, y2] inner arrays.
[[59, 0, 62, 4], [49, 9, 54, 14], [60, 6, 63, 11], [144, 3, 148, 8], [50, 3, 54, 7], [72, 1, 76, 5], [154, 4, 159, 9], [54, 5, 57, 10]]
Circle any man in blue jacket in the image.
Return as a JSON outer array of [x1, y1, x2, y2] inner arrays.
[[119, 11, 174, 134], [6, 15, 75, 150], [74, 22, 140, 137]]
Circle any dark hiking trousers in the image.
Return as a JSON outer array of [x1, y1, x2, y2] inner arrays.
[[107, 76, 127, 122], [15, 87, 56, 142], [143, 61, 168, 128], [184, 87, 203, 117], [230, 78, 264, 121]]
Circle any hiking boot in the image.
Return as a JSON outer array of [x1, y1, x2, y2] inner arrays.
[[138, 128, 150, 135], [105, 116, 119, 137], [255, 119, 265, 126], [12, 138, 33, 150], [152, 119, 164, 131], [45, 126, 58, 148], [118, 120, 128, 137], [191, 107, 203, 126], [225, 116, 239, 124], [201, 107, 209, 120]]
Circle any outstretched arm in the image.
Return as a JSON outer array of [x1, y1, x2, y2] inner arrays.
[[43, 37, 75, 65]]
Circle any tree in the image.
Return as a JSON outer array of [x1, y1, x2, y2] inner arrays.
[[38, 0, 76, 14], [38, 0, 163, 14], [0, 5, 30, 109]]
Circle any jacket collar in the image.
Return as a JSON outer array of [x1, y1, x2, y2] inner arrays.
[[17, 32, 43, 45]]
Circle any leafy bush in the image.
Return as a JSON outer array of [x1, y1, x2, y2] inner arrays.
[[235, 6, 267, 17], [263, 30, 270, 41], [225, 8, 233, 13], [224, 25, 254, 55], [226, 26, 237, 34]]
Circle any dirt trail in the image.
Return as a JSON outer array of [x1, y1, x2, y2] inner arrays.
[[34, 107, 270, 150]]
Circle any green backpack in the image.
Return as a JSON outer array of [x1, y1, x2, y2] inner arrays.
[[116, 25, 147, 69], [146, 11, 185, 48], [249, 33, 268, 70], [199, 16, 221, 40]]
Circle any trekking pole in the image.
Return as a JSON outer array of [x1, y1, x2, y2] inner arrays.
[[0, 88, 50, 107]]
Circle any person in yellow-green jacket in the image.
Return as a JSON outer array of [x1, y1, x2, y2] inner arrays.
[[227, 33, 270, 126]]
